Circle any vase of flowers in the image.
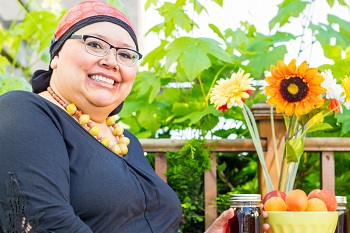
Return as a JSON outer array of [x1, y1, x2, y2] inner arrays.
[[209, 59, 349, 232], [209, 58, 350, 194]]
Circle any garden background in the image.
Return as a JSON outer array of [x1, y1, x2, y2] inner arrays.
[[1, 0, 350, 232]]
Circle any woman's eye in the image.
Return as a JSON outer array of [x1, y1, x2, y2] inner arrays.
[[118, 51, 132, 59], [87, 41, 103, 49]]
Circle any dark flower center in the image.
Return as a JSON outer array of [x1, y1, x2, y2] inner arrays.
[[280, 76, 309, 102]]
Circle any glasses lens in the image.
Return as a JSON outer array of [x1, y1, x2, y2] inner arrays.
[[116, 49, 139, 66], [83, 36, 139, 66], [84, 37, 109, 57]]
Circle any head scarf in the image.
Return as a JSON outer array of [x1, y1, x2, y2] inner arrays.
[[30, 0, 138, 115]]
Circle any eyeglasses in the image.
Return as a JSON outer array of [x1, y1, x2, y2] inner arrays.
[[70, 34, 142, 67]]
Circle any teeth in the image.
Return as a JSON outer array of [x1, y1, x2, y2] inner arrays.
[[90, 75, 115, 85]]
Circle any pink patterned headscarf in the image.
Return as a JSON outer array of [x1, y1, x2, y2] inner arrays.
[[50, 0, 139, 58]]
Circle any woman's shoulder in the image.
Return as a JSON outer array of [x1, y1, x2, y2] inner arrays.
[[0, 90, 41, 104], [0, 90, 64, 120]]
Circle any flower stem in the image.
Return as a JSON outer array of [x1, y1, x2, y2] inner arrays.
[[243, 104, 274, 192], [270, 106, 280, 179]]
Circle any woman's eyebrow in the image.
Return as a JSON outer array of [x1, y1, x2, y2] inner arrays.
[[86, 33, 135, 49]]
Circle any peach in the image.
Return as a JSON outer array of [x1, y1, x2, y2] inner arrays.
[[262, 190, 286, 204], [264, 196, 287, 211], [305, 198, 327, 211], [285, 189, 308, 211], [307, 189, 337, 211]]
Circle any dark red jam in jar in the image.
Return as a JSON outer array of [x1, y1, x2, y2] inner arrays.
[[227, 194, 262, 233], [335, 196, 348, 233]]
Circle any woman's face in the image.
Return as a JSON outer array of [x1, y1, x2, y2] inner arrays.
[[50, 22, 138, 114]]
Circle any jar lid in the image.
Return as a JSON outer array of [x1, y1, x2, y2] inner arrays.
[[336, 196, 347, 204], [230, 194, 261, 202]]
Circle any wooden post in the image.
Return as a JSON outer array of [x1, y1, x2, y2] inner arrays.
[[155, 152, 167, 183], [204, 152, 217, 230], [321, 151, 335, 193], [251, 102, 286, 197]]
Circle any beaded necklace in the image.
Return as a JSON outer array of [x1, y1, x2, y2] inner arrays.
[[47, 86, 129, 156]]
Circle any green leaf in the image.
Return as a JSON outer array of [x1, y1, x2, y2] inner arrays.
[[285, 137, 304, 163], [173, 107, 220, 125], [212, 0, 223, 6], [157, 2, 194, 36], [327, 0, 335, 7], [328, 14, 350, 39], [0, 57, 10, 75], [209, 24, 225, 42], [144, 0, 157, 10], [138, 109, 161, 133], [132, 72, 161, 103], [269, 0, 309, 30], [338, 0, 348, 6], [335, 108, 350, 133], [165, 37, 231, 81], [191, 0, 205, 14], [0, 74, 31, 95], [306, 122, 333, 134], [323, 45, 343, 60], [245, 45, 287, 78]]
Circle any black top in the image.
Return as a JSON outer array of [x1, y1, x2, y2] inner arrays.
[[0, 91, 182, 233]]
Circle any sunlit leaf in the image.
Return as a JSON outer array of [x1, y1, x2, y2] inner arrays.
[[144, 0, 157, 10], [306, 122, 333, 134], [173, 107, 220, 125], [335, 108, 350, 133], [165, 37, 231, 81], [286, 137, 304, 163], [157, 2, 194, 36], [327, 0, 335, 7], [132, 71, 161, 103], [269, 0, 308, 30]]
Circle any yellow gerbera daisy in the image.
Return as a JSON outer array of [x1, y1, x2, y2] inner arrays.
[[341, 75, 350, 102], [264, 59, 326, 117], [209, 70, 255, 110]]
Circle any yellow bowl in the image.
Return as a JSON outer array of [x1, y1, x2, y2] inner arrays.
[[264, 211, 338, 233]]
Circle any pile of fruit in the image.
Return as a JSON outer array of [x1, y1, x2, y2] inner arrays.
[[263, 189, 337, 212]]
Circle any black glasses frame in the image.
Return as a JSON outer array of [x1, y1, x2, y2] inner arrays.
[[70, 34, 142, 66]]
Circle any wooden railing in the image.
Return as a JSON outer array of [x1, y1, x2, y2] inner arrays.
[[140, 138, 350, 229], [139, 103, 350, 230]]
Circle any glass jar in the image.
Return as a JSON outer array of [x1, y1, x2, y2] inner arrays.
[[227, 194, 262, 233], [335, 196, 348, 233]]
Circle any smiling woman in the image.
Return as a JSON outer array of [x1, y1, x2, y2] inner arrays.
[[0, 1, 246, 233]]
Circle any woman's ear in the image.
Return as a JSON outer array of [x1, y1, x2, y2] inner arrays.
[[50, 55, 59, 69]]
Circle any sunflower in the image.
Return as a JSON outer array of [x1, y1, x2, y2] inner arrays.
[[210, 70, 255, 111], [264, 59, 326, 117]]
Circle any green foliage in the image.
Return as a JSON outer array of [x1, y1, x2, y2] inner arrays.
[[269, 0, 308, 30], [166, 139, 211, 232], [0, 73, 31, 94], [216, 152, 259, 213]]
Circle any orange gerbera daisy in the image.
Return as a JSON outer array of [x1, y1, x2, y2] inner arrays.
[[264, 59, 326, 117]]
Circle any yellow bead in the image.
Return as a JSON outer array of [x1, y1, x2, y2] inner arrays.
[[112, 125, 124, 136], [106, 116, 115, 126], [119, 143, 128, 155], [100, 137, 110, 146], [79, 114, 90, 125], [89, 125, 100, 136], [119, 137, 130, 146], [66, 103, 77, 115], [111, 144, 122, 154]]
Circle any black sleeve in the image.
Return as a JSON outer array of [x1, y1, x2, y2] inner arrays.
[[0, 92, 93, 233]]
